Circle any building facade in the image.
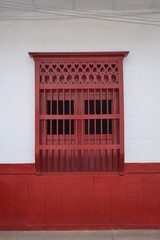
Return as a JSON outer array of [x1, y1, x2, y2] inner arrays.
[[0, 2, 160, 229]]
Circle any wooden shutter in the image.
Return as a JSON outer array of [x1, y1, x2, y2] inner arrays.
[[29, 52, 129, 174]]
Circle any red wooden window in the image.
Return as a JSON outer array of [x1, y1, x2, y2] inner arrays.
[[29, 52, 128, 174]]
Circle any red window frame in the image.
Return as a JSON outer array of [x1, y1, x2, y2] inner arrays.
[[29, 52, 129, 174]]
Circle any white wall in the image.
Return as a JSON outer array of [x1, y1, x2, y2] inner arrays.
[[0, 19, 160, 163]]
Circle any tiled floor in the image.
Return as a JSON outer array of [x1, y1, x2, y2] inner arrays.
[[0, 230, 160, 240]]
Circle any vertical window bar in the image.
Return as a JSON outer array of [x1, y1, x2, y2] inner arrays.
[[100, 88, 103, 171], [81, 88, 84, 171], [88, 89, 90, 171], [43, 89, 47, 172], [39, 90, 42, 172], [106, 88, 109, 171], [69, 89, 72, 171], [107, 89, 109, 143], [63, 89, 65, 171], [112, 89, 117, 171], [40, 89, 42, 118], [43, 151, 46, 173], [88, 89, 90, 140], [57, 89, 60, 171], [44, 89, 46, 144], [94, 88, 96, 171], [75, 89, 78, 171], [116, 89, 119, 144], [112, 89, 116, 171], [50, 89, 53, 171]]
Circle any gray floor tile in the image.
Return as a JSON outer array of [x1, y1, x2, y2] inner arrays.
[[42, 230, 112, 240], [113, 230, 160, 240], [0, 230, 160, 240], [0, 231, 43, 240]]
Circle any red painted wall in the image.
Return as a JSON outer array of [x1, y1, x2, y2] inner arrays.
[[0, 164, 160, 230]]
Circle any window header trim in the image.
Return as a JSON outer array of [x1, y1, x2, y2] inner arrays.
[[29, 51, 129, 60]]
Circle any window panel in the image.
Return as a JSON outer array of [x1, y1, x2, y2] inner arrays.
[[46, 100, 74, 135], [85, 100, 112, 135], [30, 52, 128, 173]]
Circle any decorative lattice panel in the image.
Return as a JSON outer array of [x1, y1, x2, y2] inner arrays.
[[29, 52, 128, 174], [40, 62, 119, 85]]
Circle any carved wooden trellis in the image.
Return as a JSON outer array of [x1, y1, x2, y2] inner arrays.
[[29, 52, 128, 174], [39, 61, 119, 85]]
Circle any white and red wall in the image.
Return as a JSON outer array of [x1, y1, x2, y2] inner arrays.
[[0, 18, 160, 229]]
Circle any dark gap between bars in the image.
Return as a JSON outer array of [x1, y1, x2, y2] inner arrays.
[[46, 100, 74, 135], [85, 100, 112, 134]]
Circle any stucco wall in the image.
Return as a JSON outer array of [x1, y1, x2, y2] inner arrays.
[[0, 19, 160, 163]]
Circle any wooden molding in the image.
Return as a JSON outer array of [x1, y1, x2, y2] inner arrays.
[[29, 51, 129, 60], [0, 163, 160, 175]]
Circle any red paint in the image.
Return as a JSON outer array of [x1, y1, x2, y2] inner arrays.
[[28, 176, 46, 224], [125, 163, 160, 173], [29, 52, 129, 174], [0, 163, 160, 230], [111, 176, 127, 224], [29, 52, 129, 59], [0, 164, 35, 175], [126, 175, 143, 224], [45, 177, 62, 224], [142, 175, 160, 224], [94, 177, 111, 224], [1, 163, 160, 175], [77, 177, 94, 224], [0, 176, 28, 225], [61, 178, 78, 224]]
